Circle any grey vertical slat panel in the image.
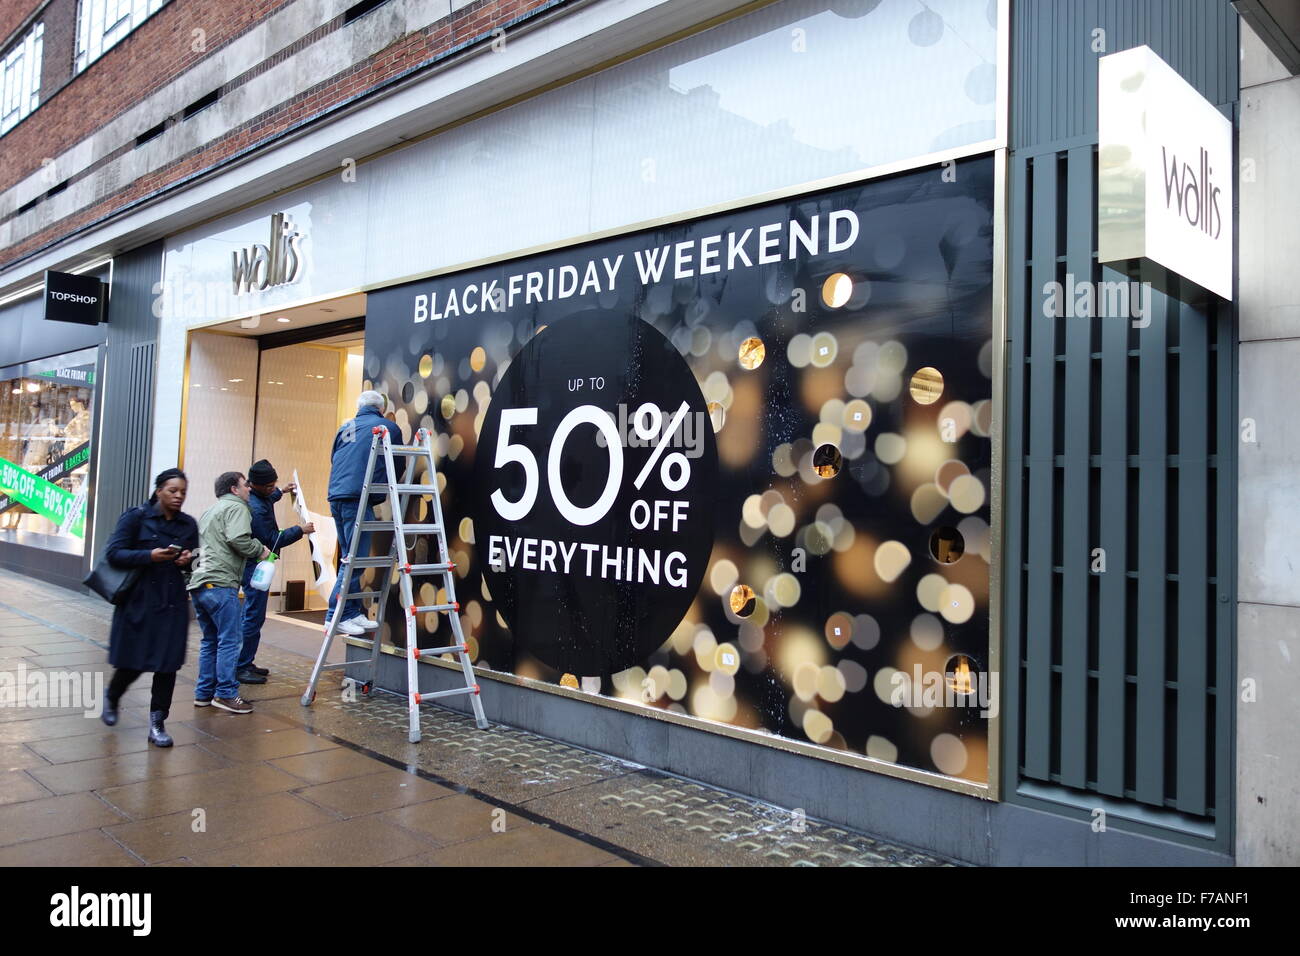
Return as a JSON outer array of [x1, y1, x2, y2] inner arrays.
[[1037, 3, 1052, 143], [1135, 288, 1168, 805], [1004, 156, 1030, 793], [1096, 262, 1129, 797], [1081, 0, 1092, 136], [1024, 154, 1058, 781], [1176, 291, 1209, 814], [90, 242, 162, 561], [1008, 0, 1235, 835], [1059, 145, 1092, 788], [1215, 298, 1234, 822], [127, 342, 155, 500]]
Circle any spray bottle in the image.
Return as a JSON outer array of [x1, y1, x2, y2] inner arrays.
[[249, 530, 283, 592]]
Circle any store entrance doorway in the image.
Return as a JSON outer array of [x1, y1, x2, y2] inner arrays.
[[181, 293, 367, 625]]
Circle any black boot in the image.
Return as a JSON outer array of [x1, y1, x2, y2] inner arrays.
[[148, 711, 173, 748], [101, 695, 119, 727]]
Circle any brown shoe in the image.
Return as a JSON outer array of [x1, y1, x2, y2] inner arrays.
[[211, 696, 253, 714]]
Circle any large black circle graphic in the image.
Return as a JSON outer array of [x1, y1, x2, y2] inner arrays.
[[474, 311, 718, 675]]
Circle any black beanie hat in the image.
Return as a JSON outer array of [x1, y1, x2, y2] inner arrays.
[[248, 459, 278, 485]]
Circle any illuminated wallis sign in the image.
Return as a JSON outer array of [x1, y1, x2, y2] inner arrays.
[[231, 212, 302, 294], [1098, 46, 1233, 300]]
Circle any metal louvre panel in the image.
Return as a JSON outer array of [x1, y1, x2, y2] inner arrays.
[[1005, 0, 1237, 843], [124, 341, 155, 501], [1022, 154, 1058, 783], [1006, 147, 1227, 823]]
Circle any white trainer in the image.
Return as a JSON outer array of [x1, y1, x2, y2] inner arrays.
[[347, 614, 379, 632], [335, 617, 364, 636]]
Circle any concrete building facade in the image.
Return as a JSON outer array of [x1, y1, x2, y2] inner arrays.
[[0, 0, 1296, 866]]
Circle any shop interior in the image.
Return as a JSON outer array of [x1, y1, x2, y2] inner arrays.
[[182, 293, 367, 624]]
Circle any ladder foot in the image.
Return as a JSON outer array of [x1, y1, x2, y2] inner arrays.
[[300, 691, 315, 707], [475, 718, 490, 730], [408, 730, 421, 744]]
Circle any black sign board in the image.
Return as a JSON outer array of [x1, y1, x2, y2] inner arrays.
[[43, 271, 106, 326]]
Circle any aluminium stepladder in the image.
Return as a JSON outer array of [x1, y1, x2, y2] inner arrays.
[[301, 424, 489, 742]]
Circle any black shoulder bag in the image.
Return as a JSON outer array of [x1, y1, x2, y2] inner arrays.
[[83, 508, 145, 605]]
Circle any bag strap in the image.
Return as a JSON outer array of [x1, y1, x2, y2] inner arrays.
[[124, 504, 147, 543]]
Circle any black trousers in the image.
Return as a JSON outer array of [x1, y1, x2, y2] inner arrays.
[[107, 668, 177, 717]]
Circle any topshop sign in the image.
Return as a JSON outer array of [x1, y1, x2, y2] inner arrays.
[[1098, 45, 1234, 300]]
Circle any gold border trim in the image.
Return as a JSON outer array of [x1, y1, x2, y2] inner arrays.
[[186, 147, 1009, 798], [987, 146, 1008, 802], [175, 0, 1013, 798], [177, 332, 193, 472], [985, 0, 1011, 803]]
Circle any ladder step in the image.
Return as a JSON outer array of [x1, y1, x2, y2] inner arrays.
[[397, 523, 442, 534], [411, 642, 468, 656], [414, 685, 478, 703], [343, 556, 395, 568], [402, 562, 455, 575], [318, 660, 368, 671], [370, 483, 430, 495], [410, 602, 459, 614], [357, 520, 395, 531], [340, 590, 383, 600], [388, 446, 429, 455]]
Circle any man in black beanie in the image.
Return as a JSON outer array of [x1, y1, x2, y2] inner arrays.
[[238, 459, 313, 683]]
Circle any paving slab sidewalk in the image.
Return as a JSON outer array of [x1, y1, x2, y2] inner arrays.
[[0, 567, 952, 867]]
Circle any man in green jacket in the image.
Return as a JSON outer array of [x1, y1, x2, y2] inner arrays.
[[189, 471, 268, 713]]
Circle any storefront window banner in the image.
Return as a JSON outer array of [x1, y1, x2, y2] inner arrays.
[[0, 349, 97, 552], [35, 365, 97, 387], [0, 455, 86, 536], [365, 156, 995, 782], [0, 441, 90, 513]]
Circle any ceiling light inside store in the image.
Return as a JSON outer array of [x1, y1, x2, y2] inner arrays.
[[228, 378, 243, 383], [25, 382, 40, 392], [276, 316, 290, 323], [10, 387, 20, 394]]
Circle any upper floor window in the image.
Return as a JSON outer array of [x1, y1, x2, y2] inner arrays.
[[75, 0, 168, 73], [1, 22, 43, 135]]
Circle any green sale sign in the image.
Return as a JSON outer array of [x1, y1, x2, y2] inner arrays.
[[0, 456, 85, 537]]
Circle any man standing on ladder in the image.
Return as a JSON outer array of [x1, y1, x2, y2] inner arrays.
[[327, 391, 403, 635]]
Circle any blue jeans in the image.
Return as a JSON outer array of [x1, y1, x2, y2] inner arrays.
[[193, 586, 243, 700], [239, 561, 268, 670], [328, 499, 372, 622]]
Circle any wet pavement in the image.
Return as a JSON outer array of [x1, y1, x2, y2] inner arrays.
[[0, 568, 954, 867]]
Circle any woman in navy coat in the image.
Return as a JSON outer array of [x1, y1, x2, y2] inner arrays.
[[101, 468, 199, 747]]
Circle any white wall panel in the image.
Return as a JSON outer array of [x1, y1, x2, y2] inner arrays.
[[155, 0, 999, 474], [181, 333, 258, 517]]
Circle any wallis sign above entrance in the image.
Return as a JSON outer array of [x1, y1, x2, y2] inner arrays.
[[1098, 45, 1234, 300]]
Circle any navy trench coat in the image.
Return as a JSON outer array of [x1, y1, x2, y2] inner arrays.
[[104, 502, 200, 673]]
